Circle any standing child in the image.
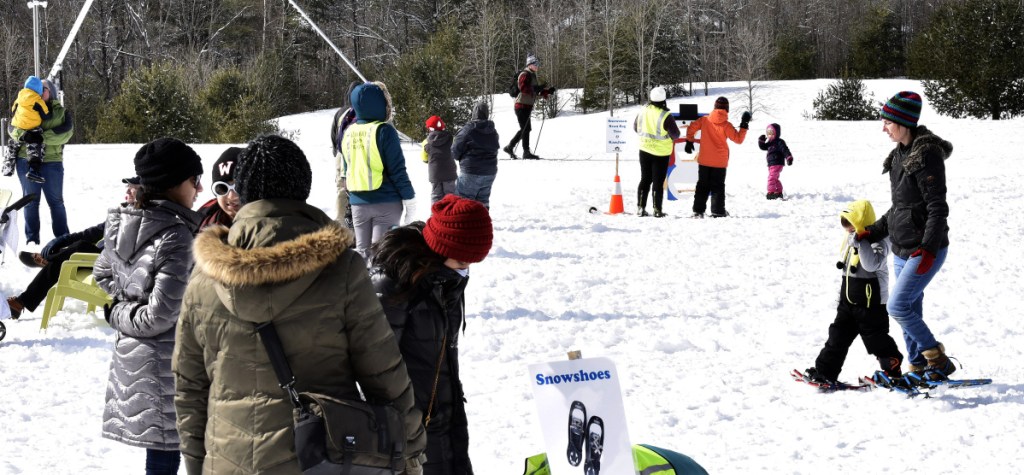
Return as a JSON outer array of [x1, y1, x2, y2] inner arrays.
[[7, 75, 53, 183], [452, 100, 500, 208], [421, 115, 457, 204], [757, 123, 793, 200], [803, 199, 904, 386]]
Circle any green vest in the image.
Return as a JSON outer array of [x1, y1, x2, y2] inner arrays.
[[341, 121, 385, 191], [637, 105, 673, 156]]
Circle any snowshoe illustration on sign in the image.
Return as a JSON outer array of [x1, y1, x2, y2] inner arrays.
[[584, 415, 604, 475], [567, 400, 587, 466]]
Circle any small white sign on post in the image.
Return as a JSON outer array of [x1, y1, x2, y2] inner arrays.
[[606, 117, 629, 153], [529, 356, 633, 474]]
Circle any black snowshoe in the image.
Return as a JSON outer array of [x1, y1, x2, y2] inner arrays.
[[584, 415, 604, 475], [566, 400, 586, 466]]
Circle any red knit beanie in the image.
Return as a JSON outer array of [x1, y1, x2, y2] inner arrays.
[[423, 195, 493, 263], [425, 115, 446, 131]]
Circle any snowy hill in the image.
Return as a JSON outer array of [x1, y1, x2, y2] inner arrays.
[[2, 79, 1023, 474]]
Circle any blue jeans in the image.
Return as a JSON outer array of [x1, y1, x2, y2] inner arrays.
[[456, 173, 496, 208], [15, 158, 68, 244], [889, 247, 949, 367], [145, 449, 181, 475]]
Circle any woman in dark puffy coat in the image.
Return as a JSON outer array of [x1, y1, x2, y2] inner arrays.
[[93, 137, 204, 475], [370, 194, 493, 475], [863, 91, 955, 382]]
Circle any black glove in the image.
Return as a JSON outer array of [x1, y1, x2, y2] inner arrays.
[[41, 234, 71, 260], [103, 299, 119, 323], [684, 141, 694, 154], [758, 134, 766, 143], [786, 156, 794, 166], [739, 111, 751, 130], [547, 86, 556, 94]]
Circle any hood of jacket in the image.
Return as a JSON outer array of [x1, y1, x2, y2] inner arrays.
[[352, 83, 389, 123], [709, 108, 730, 125], [191, 199, 355, 323], [427, 129, 453, 148], [839, 199, 876, 234], [473, 101, 490, 121], [768, 123, 781, 139], [109, 200, 202, 262], [882, 125, 953, 175]]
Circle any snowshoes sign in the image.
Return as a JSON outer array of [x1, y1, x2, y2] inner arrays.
[[529, 357, 633, 475]]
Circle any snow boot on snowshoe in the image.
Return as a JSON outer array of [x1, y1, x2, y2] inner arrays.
[[803, 367, 836, 385], [503, 144, 518, 159], [522, 150, 541, 160], [921, 343, 957, 381], [878, 356, 903, 378], [583, 415, 604, 475], [690, 212, 705, 219], [567, 400, 586, 466]]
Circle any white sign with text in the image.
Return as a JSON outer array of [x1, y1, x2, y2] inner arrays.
[[529, 357, 633, 475], [606, 118, 629, 153]]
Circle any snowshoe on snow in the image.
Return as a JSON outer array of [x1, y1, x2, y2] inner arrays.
[[522, 150, 541, 160], [567, 400, 586, 466]]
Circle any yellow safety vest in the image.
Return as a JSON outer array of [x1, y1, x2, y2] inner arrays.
[[637, 105, 673, 156], [341, 121, 385, 191]]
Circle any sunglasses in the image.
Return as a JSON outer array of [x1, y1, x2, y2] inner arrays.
[[190, 175, 203, 188], [212, 181, 236, 197]]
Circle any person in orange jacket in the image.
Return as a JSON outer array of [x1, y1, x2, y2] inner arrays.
[[683, 96, 749, 218]]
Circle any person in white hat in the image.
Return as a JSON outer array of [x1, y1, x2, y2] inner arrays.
[[633, 86, 680, 217]]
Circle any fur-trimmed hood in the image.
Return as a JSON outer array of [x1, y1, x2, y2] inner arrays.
[[191, 199, 355, 322], [883, 125, 953, 175]]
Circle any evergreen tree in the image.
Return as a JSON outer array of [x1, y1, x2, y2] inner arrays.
[[909, 0, 1024, 119], [811, 76, 877, 120], [770, 33, 816, 80], [92, 64, 206, 143], [849, 6, 905, 78]]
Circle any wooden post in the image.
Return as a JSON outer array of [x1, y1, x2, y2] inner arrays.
[[567, 350, 582, 360]]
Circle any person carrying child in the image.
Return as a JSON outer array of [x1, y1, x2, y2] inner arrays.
[[804, 199, 903, 385], [7, 75, 53, 184], [421, 115, 457, 204], [757, 123, 793, 200]]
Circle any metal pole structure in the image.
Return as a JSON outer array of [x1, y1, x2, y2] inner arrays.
[[47, 0, 95, 82], [29, 1, 48, 78], [285, 0, 367, 83]]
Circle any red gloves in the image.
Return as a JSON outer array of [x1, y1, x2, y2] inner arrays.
[[911, 248, 936, 275]]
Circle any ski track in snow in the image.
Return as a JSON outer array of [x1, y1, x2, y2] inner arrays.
[[2, 79, 1024, 473]]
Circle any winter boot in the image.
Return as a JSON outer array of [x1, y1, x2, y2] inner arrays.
[[690, 212, 705, 219], [710, 211, 730, 218], [503, 144, 518, 159], [766, 192, 777, 200], [803, 367, 836, 385], [522, 150, 541, 160], [653, 207, 666, 218], [636, 206, 649, 217], [878, 356, 903, 378], [566, 401, 586, 466], [26, 167, 45, 184], [583, 416, 604, 475], [921, 343, 956, 381], [7, 296, 24, 320]]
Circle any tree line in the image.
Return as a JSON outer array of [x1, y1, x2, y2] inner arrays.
[[1, 0, 1021, 144]]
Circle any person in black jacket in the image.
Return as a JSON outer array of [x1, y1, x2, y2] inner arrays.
[[421, 115, 457, 203], [370, 194, 493, 475], [6, 176, 140, 320], [452, 100, 500, 208], [861, 91, 955, 382]]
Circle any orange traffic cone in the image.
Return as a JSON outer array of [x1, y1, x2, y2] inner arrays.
[[607, 175, 625, 214]]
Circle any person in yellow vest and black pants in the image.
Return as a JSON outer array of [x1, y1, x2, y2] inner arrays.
[[341, 82, 417, 264], [633, 86, 681, 218]]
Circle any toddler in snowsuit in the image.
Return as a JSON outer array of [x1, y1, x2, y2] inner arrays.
[[804, 199, 903, 385], [421, 115, 457, 204], [757, 123, 792, 200], [7, 76, 52, 183]]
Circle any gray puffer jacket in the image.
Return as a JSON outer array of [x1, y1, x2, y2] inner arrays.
[[93, 199, 202, 450]]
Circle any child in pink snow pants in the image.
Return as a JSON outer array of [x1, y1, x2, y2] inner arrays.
[[757, 123, 793, 200]]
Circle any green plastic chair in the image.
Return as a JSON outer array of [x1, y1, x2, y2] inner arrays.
[[40, 252, 111, 330]]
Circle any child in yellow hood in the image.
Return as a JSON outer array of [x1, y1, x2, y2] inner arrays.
[[7, 75, 53, 183], [803, 199, 903, 385]]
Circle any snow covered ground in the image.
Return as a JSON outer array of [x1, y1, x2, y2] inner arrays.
[[2, 79, 1023, 473]]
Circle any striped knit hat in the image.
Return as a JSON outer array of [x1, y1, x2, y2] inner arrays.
[[880, 91, 922, 128]]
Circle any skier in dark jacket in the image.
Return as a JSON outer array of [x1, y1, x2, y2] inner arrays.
[[861, 91, 955, 382], [452, 101, 500, 208], [370, 194, 493, 475], [421, 115, 457, 203], [757, 123, 794, 200], [502, 54, 555, 160]]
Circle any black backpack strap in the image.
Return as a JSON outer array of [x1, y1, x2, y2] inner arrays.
[[255, 321, 304, 411]]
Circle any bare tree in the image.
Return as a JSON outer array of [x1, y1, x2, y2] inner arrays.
[[729, 20, 774, 116]]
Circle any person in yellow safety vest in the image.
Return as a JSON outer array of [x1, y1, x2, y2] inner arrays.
[[633, 86, 681, 218], [522, 444, 708, 475], [340, 82, 417, 263]]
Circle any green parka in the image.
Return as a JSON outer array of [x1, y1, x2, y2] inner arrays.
[[173, 200, 426, 475]]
